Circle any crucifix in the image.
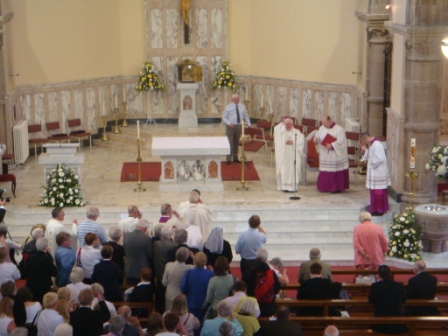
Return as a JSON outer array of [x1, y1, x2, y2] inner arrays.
[[181, 0, 190, 44]]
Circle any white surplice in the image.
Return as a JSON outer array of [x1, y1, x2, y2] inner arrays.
[[181, 203, 212, 241], [315, 123, 349, 172]]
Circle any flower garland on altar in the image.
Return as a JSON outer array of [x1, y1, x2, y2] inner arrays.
[[135, 61, 164, 92], [211, 61, 237, 90], [39, 163, 85, 207], [426, 144, 448, 182], [387, 209, 422, 262]]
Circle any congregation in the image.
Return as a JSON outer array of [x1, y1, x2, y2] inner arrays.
[[0, 192, 441, 336]]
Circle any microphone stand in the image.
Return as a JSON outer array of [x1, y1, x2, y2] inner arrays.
[[290, 133, 300, 201]]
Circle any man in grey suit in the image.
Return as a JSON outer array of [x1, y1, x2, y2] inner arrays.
[[153, 226, 177, 313], [299, 247, 332, 283], [123, 219, 153, 286]]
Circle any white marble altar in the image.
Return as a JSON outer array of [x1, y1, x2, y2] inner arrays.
[[177, 83, 199, 128], [39, 143, 84, 184], [151, 136, 230, 192]]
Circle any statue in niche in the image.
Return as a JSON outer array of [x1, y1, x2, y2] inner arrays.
[[178, 160, 193, 181], [192, 160, 205, 181], [183, 95, 193, 111], [208, 161, 218, 178], [164, 161, 174, 179]]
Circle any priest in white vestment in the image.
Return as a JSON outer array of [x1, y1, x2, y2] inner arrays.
[[46, 207, 78, 256], [181, 190, 212, 241], [314, 115, 349, 193], [360, 132, 391, 216], [274, 118, 305, 192]]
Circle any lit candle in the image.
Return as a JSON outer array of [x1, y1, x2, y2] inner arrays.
[[137, 120, 140, 139], [102, 101, 105, 116], [115, 95, 118, 109], [123, 86, 126, 102], [410, 138, 416, 169]]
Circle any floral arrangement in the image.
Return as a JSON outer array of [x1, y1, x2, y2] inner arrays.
[[211, 61, 237, 90], [39, 163, 85, 207], [387, 209, 422, 262], [135, 61, 164, 92], [426, 144, 448, 182]]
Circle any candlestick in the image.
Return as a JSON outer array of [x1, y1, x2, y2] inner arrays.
[[101, 116, 109, 141], [123, 86, 126, 102], [115, 95, 118, 109], [102, 101, 105, 116], [137, 120, 140, 139], [410, 138, 416, 169]]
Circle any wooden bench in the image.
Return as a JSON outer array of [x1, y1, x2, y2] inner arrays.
[[111, 301, 154, 327], [281, 282, 448, 296], [258, 316, 448, 336], [275, 299, 448, 317], [329, 268, 448, 279]]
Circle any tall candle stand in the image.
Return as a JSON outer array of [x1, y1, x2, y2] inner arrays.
[[113, 108, 121, 134], [101, 116, 109, 141], [121, 102, 128, 127], [237, 122, 249, 191], [405, 171, 419, 210], [134, 138, 146, 192]]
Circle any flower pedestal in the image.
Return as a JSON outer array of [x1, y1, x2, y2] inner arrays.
[[414, 204, 448, 254], [177, 83, 198, 129], [39, 144, 84, 186]]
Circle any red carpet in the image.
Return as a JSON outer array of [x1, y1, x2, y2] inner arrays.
[[120, 161, 260, 182]]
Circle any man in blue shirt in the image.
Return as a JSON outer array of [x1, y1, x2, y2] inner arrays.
[[55, 231, 76, 287], [222, 94, 251, 164], [235, 215, 267, 275]]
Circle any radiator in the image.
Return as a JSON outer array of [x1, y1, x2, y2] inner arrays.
[[13, 120, 29, 164]]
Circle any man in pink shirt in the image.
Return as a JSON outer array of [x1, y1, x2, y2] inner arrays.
[[353, 211, 388, 267]]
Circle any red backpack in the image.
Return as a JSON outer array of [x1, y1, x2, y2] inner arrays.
[[254, 269, 275, 303]]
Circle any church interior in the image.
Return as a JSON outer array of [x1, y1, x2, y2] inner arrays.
[[0, 0, 448, 280], [1, 1, 448, 335]]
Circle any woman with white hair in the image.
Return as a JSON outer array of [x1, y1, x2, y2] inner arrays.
[[162, 247, 194, 311], [25, 237, 57, 303], [233, 299, 260, 336], [104, 226, 125, 272], [203, 227, 233, 268], [36, 292, 64, 336], [66, 267, 90, 304]]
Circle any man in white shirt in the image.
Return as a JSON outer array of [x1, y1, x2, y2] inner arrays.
[[118, 205, 142, 234], [46, 207, 78, 256]]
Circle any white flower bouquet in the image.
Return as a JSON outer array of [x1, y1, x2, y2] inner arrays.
[[135, 61, 164, 92], [39, 163, 85, 207], [387, 209, 422, 262], [426, 145, 448, 181]]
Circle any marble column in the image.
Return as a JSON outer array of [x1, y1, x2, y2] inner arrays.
[[356, 5, 390, 136], [385, 1, 448, 205]]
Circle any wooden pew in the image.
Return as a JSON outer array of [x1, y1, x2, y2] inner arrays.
[[275, 299, 448, 317], [258, 316, 448, 336], [329, 268, 448, 279], [111, 301, 154, 326], [281, 282, 448, 296]]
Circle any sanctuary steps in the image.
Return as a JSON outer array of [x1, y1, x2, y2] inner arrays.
[[4, 203, 397, 266]]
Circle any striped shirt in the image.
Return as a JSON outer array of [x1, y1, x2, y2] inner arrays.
[[77, 219, 108, 247]]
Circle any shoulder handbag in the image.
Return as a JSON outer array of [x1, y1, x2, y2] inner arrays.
[[25, 308, 42, 336]]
